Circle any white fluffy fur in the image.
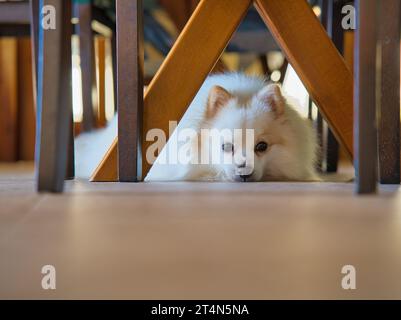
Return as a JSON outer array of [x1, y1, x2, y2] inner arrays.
[[145, 73, 318, 182]]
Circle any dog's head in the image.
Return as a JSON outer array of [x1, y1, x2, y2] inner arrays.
[[200, 83, 311, 182]]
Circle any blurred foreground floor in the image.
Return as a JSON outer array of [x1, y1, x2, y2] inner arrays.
[[1, 163, 401, 299]]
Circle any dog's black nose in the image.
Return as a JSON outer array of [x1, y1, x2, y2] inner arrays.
[[235, 165, 253, 182], [239, 174, 252, 182]]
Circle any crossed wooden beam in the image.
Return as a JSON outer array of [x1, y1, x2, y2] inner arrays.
[[91, 0, 353, 182]]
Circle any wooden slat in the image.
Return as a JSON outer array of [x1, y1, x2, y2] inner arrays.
[[353, 0, 378, 194], [255, 0, 354, 160], [91, 141, 118, 181], [117, 0, 144, 182], [0, 38, 18, 162], [160, 0, 226, 75], [378, 0, 400, 184], [343, 31, 354, 71], [91, 0, 252, 181], [77, 3, 95, 132], [36, 0, 73, 192], [17, 38, 36, 161]]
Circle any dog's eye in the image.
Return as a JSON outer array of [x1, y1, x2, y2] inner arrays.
[[255, 141, 268, 153], [222, 142, 234, 153]]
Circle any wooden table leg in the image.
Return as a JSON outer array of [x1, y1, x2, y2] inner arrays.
[[354, 0, 378, 194], [36, 0, 73, 192], [116, 0, 144, 182], [378, 0, 400, 184]]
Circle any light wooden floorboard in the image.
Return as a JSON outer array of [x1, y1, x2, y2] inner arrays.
[[1, 163, 401, 299]]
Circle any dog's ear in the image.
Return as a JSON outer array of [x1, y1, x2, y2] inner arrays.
[[257, 84, 286, 117], [206, 86, 233, 119]]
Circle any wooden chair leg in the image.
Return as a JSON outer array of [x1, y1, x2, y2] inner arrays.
[[318, 0, 341, 173], [17, 39, 36, 161], [378, 0, 400, 184], [278, 59, 288, 84], [354, 0, 378, 194], [30, 0, 39, 104], [0, 38, 18, 162], [36, 0, 73, 192], [259, 54, 270, 77], [315, 0, 327, 173], [66, 118, 75, 180], [96, 36, 107, 128], [116, 0, 144, 182], [111, 31, 117, 113], [316, 112, 324, 171], [77, 2, 95, 132], [326, 130, 339, 172]]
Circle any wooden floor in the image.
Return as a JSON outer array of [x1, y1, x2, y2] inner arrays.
[[1, 163, 401, 299]]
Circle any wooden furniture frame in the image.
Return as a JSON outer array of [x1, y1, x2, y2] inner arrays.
[[92, 0, 355, 183], [25, 0, 400, 193]]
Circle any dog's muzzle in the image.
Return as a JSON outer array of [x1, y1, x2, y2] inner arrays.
[[235, 167, 254, 182]]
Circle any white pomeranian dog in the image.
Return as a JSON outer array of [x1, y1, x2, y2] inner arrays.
[[145, 73, 319, 182]]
